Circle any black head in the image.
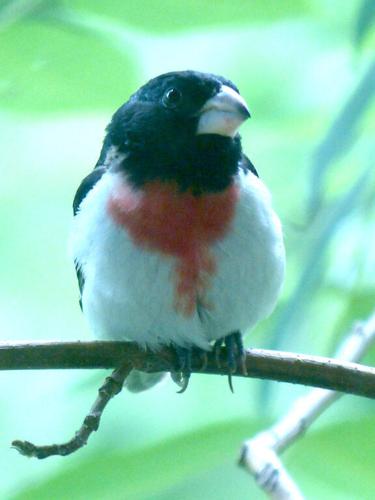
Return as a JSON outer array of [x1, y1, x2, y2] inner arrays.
[[100, 70, 250, 193]]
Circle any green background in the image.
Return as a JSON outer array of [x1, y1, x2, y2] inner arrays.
[[1, 0, 375, 498]]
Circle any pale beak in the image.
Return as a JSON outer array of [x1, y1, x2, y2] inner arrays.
[[196, 85, 250, 138]]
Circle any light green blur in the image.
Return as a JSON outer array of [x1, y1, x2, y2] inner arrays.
[[1, 1, 375, 498]]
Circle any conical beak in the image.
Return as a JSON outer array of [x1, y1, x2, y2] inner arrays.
[[196, 85, 250, 138]]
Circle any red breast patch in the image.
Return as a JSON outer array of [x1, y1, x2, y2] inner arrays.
[[107, 179, 239, 316]]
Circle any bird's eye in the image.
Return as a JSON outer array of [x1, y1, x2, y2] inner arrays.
[[162, 88, 182, 108]]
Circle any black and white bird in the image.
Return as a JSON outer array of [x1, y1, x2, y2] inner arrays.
[[70, 70, 285, 392]]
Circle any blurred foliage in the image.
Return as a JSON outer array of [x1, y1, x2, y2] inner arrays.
[[354, 0, 375, 46], [12, 418, 375, 500], [1, 0, 375, 499]]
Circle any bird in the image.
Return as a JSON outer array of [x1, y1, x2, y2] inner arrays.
[[70, 70, 285, 392]]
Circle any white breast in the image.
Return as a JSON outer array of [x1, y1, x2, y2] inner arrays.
[[70, 170, 285, 350]]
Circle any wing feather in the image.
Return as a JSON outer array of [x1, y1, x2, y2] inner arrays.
[[73, 166, 107, 308]]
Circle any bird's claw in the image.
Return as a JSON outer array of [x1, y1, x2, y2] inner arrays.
[[173, 332, 246, 393], [214, 331, 247, 391], [173, 345, 207, 393], [176, 373, 190, 394], [173, 345, 192, 393]]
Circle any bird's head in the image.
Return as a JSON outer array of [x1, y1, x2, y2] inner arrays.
[[100, 70, 250, 193]]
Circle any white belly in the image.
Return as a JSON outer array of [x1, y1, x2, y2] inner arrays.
[[70, 170, 285, 350]]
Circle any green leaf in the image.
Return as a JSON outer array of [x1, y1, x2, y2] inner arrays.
[[12, 417, 375, 499], [259, 165, 372, 409], [354, 0, 375, 46], [0, 0, 55, 29], [309, 59, 375, 215], [0, 20, 139, 113], [63, 0, 315, 34], [270, 165, 371, 350], [288, 417, 375, 500]]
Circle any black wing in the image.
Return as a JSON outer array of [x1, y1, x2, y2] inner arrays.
[[240, 154, 259, 178], [73, 166, 107, 216], [73, 132, 113, 215], [73, 166, 107, 309]]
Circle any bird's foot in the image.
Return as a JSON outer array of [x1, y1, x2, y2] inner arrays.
[[172, 333, 247, 393], [172, 345, 208, 393], [214, 331, 247, 392]]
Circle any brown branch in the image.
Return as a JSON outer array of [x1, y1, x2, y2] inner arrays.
[[1, 340, 375, 399], [5, 334, 375, 460], [12, 362, 132, 459]]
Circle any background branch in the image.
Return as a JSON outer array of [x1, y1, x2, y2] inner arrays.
[[239, 311, 375, 499]]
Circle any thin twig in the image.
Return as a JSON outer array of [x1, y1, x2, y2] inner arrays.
[[239, 311, 375, 499], [1, 341, 375, 398], [12, 362, 132, 459]]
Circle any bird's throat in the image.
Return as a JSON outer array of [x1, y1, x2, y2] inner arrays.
[[107, 179, 239, 315]]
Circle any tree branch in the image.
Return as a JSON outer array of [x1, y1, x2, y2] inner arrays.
[[239, 311, 375, 499], [4, 332, 375, 460], [1, 340, 375, 398], [12, 362, 132, 459]]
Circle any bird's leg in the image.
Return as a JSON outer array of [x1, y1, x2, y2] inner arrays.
[[174, 345, 192, 393], [172, 345, 209, 393], [173, 332, 247, 393], [225, 334, 237, 373], [198, 350, 208, 371], [214, 331, 248, 392], [214, 339, 223, 368], [233, 331, 248, 376], [225, 334, 236, 393]]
